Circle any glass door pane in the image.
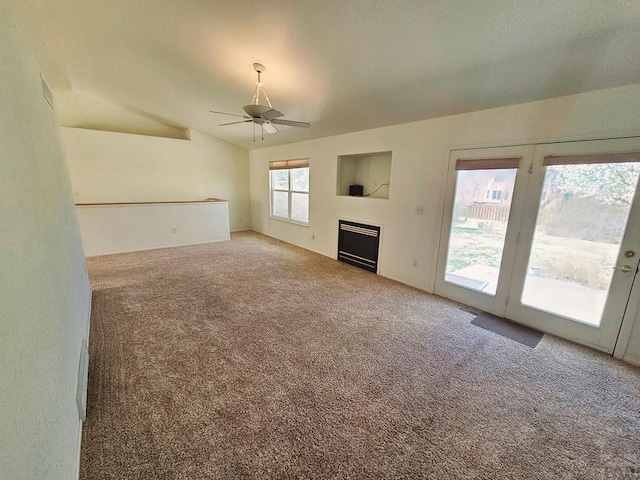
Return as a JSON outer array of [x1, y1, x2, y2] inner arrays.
[[435, 146, 533, 317], [520, 162, 640, 325], [445, 168, 517, 295]]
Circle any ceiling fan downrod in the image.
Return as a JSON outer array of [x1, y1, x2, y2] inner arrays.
[[251, 63, 272, 107]]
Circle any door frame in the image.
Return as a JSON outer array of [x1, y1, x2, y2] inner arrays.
[[613, 265, 640, 359], [435, 137, 640, 355], [434, 145, 535, 316], [505, 137, 640, 352]]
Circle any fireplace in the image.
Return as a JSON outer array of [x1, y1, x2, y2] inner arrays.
[[337, 220, 381, 273]]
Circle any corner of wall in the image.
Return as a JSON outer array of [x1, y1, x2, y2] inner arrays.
[[1, 4, 92, 478]]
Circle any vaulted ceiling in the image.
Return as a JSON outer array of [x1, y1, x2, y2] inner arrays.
[[11, 0, 640, 149]]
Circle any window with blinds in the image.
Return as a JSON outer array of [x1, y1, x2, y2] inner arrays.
[[269, 159, 310, 224]]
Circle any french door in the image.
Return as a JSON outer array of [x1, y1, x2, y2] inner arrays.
[[435, 145, 535, 315], [435, 138, 640, 352]]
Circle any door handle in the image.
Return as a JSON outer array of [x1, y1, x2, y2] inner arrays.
[[612, 265, 634, 273]]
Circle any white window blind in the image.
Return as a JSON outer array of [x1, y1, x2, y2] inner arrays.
[[456, 157, 521, 170]]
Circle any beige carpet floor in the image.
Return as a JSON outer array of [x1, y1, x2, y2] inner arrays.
[[81, 232, 640, 479]]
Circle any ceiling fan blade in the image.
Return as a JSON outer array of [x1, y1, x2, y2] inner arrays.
[[263, 122, 278, 134], [210, 110, 250, 119], [261, 109, 284, 121], [219, 120, 253, 126], [271, 119, 311, 128]]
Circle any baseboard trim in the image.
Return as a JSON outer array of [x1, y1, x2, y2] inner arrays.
[[621, 355, 640, 367], [252, 230, 434, 293], [84, 238, 231, 258], [75, 417, 83, 480], [379, 273, 433, 294]]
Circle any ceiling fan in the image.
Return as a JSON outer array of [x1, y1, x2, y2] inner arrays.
[[210, 63, 311, 140]]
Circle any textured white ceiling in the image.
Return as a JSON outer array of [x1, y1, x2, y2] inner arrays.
[[11, 0, 640, 149]]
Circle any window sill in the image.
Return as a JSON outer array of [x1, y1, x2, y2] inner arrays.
[[270, 216, 309, 227]]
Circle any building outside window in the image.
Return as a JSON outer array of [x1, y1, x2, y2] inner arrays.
[[269, 159, 309, 224]]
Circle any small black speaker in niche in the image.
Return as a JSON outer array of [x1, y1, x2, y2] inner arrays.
[[349, 184, 363, 196]]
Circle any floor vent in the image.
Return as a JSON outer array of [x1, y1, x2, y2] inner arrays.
[[76, 339, 89, 421], [457, 305, 482, 315]]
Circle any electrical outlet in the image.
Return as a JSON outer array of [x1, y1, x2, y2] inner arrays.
[[171, 227, 177, 234], [413, 260, 419, 268], [415, 206, 425, 215], [311, 232, 316, 240]]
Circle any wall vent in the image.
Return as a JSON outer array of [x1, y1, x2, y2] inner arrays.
[[76, 339, 89, 421]]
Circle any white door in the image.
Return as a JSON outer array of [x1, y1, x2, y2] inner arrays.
[[436, 138, 640, 353], [506, 138, 640, 352], [434, 145, 534, 316]]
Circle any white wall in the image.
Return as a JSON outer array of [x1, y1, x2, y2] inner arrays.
[[0, 2, 92, 478], [62, 127, 251, 232], [249, 83, 640, 365], [77, 202, 230, 256]]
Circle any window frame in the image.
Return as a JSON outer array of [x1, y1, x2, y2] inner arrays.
[[269, 159, 310, 226]]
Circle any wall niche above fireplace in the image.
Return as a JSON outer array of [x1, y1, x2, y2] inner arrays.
[[336, 151, 392, 199]]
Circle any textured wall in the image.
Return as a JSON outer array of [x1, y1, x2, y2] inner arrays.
[[0, 2, 92, 478]]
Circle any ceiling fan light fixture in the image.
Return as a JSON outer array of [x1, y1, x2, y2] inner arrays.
[[263, 122, 278, 134]]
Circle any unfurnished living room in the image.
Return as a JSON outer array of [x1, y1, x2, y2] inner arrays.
[[3, 1, 640, 479]]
